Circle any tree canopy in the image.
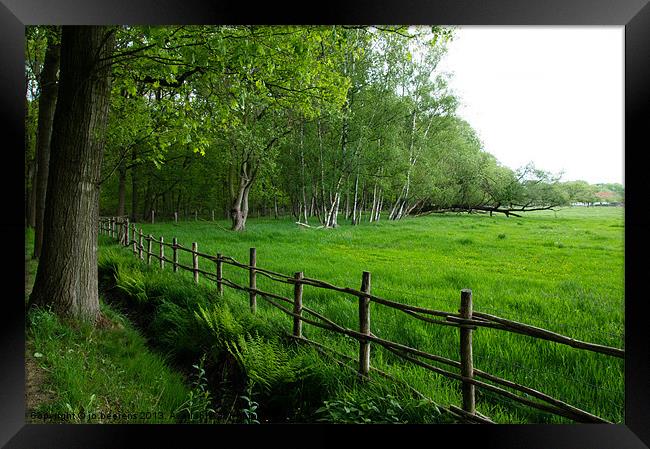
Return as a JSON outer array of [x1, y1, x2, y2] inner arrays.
[[26, 24, 623, 237]]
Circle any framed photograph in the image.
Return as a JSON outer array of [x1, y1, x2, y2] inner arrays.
[[4, 0, 648, 447]]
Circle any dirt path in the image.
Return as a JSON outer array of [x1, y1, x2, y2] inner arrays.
[[24, 341, 56, 422]]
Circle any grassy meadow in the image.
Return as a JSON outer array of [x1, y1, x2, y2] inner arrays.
[[104, 206, 624, 423]]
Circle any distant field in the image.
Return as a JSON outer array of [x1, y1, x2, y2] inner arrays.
[[107, 206, 625, 423]]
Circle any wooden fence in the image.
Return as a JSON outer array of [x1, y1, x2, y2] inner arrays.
[[98, 216, 624, 424]]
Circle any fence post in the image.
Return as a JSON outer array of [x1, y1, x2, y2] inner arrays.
[[249, 247, 257, 313], [212, 210, 215, 221], [192, 242, 199, 283], [147, 235, 152, 265], [132, 225, 137, 255], [125, 218, 130, 246], [139, 228, 143, 260], [293, 272, 304, 337], [359, 271, 371, 378], [216, 253, 223, 295], [159, 236, 164, 269], [151, 209, 155, 224], [110, 218, 114, 238], [460, 288, 476, 415], [174, 211, 178, 223], [173, 238, 178, 273]]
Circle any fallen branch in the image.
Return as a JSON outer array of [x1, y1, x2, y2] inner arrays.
[[295, 221, 324, 229]]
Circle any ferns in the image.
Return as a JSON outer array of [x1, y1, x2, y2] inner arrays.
[[114, 268, 148, 304], [226, 334, 305, 393], [194, 304, 243, 348]]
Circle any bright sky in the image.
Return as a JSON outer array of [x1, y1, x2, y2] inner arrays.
[[435, 26, 624, 185]]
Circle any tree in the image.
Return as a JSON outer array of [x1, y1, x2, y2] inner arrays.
[[32, 27, 61, 259], [29, 26, 116, 323], [561, 180, 598, 206], [203, 26, 349, 230]]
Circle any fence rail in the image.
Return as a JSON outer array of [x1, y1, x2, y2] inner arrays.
[[98, 216, 623, 424]]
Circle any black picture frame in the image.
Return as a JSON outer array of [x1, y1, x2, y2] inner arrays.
[[2, 1, 648, 447]]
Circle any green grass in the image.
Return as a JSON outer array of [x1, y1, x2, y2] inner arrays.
[[26, 306, 191, 423], [25, 228, 192, 424], [95, 249, 452, 424], [117, 206, 623, 423]]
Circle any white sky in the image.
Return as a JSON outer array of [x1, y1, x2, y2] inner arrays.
[[435, 26, 624, 185]]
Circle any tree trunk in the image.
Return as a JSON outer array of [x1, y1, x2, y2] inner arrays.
[[300, 121, 308, 224], [230, 187, 248, 231], [116, 160, 127, 216], [130, 148, 139, 222], [375, 189, 383, 221], [230, 160, 256, 231], [274, 194, 278, 219], [26, 163, 37, 228], [141, 178, 151, 219], [32, 36, 61, 259], [29, 26, 115, 323], [369, 182, 378, 223], [25, 72, 36, 227], [351, 172, 359, 225], [344, 188, 350, 220], [317, 119, 328, 226]]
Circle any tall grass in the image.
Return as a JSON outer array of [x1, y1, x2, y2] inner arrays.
[[97, 250, 449, 423], [26, 304, 192, 423], [102, 206, 624, 423]]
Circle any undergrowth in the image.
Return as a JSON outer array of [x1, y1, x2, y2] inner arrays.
[[97, 245, 452, 424]]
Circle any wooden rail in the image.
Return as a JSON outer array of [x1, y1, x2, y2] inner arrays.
[[98, 217, 623, 424]]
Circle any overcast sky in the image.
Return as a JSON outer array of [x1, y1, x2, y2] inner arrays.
[[435, 26, 624, 185]]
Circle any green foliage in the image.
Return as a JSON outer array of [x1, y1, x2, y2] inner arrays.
[[315, 392, 448, 424], [240, 386, 260, 424], [194, 303, 244, 348], [151, 299, 208, 360], [226, 334, 305, 393], [114, 267, 148, 304], [174, 355, 217, 424]]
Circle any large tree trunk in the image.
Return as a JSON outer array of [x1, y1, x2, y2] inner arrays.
[[26, 163, 37, 228], [230, 184, 249, 231], [25, 71, 36, 228], [32, 36, 61, 258], [29, 26, 115, 323]]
